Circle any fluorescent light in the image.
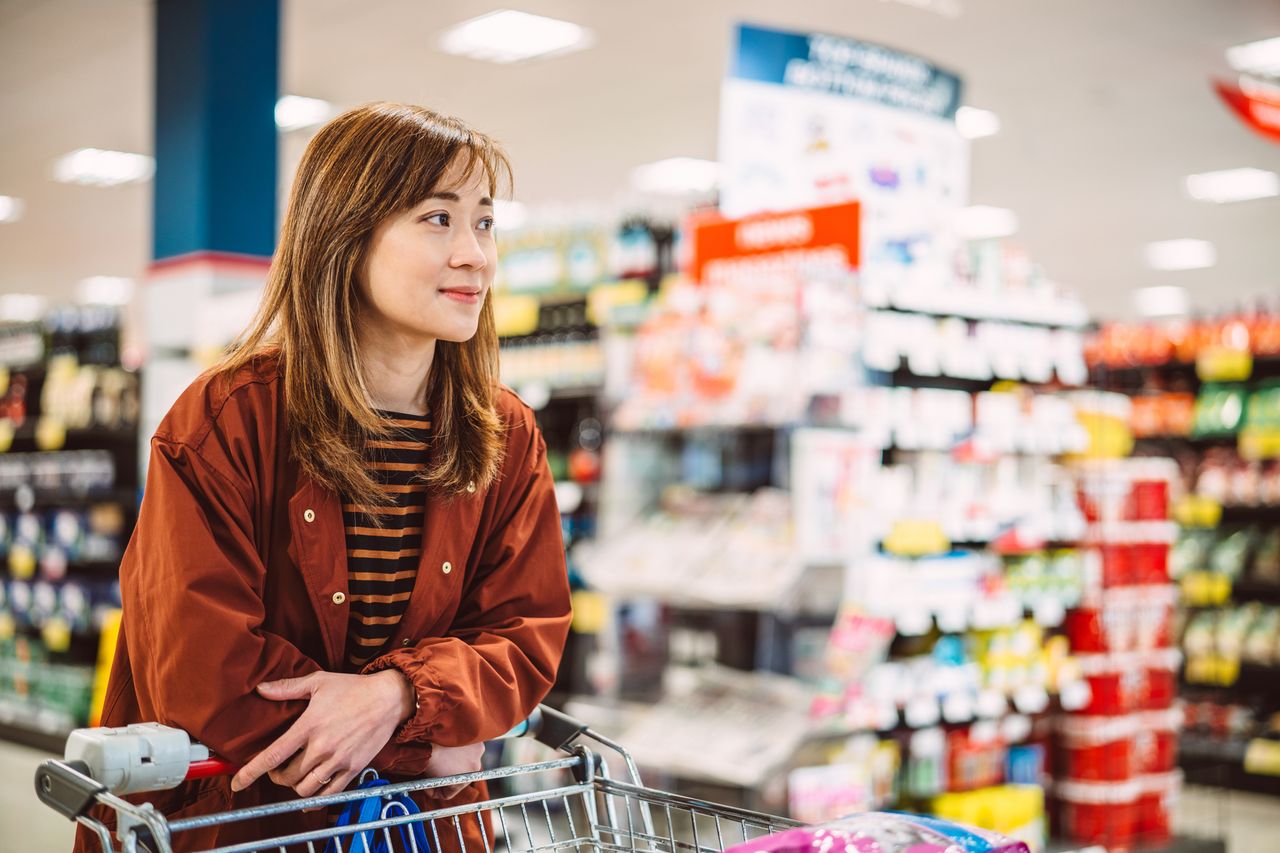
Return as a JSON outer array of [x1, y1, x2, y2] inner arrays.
[[1186, 167, 1280, 203], [955, 205, 1018, 240], [494, 199, 529, 231], [631, 157, 720, 195], [1134, 286, 1190, 318], [275, 95, 334, 132], [1144, 239, 1217, 271], [956, 106, 1000, 139], [1227, 36, 1280, 78], [0, 196, 24, 223], [439, 10, 593, 64], [0, 294, 47, 322], [53, 148, 154, 187], [77, 276, 135, 306]]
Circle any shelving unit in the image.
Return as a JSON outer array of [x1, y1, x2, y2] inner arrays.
[[1089, 322, 1280, 803], [0, 310, 140, 749]]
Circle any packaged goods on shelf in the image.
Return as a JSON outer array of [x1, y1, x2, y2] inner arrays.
[[861, 310, 1087, 385], [572, 489, 804, 609], [598, 665, 814, 788]]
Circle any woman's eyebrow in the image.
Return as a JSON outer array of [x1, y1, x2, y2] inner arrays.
[[425, 191, 493, 206]]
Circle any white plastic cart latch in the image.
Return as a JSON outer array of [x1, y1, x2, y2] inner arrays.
[[64, 722, 208, 795]]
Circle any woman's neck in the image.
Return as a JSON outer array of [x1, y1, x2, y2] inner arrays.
[[357, 329, 436, 416]]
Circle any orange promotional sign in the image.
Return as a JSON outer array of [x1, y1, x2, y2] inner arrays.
[[688, 201, 860, 285]]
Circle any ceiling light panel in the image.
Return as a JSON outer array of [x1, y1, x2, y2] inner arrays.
[[1186, 167, 1279, 203], [439, 10, 593, 64], [275, 95, 334, 131], [1134, 285, 1190, 318], [956, 106, 1000, 139], [631, 158, 721, 195], [53, 148, 154, 187], [1144, 239, 1217, 271], [0, 196, 24, 223], [1227, 36, 1280, 78]]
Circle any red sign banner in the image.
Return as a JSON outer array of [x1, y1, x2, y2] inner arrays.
[[689, 201, 860, 285], [1214, 79, 1280, 144]]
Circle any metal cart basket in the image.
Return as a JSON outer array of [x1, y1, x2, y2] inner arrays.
[[35, 705, 800, 853]]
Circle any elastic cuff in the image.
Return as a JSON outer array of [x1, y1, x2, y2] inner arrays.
[[361, 648, 456, 744]]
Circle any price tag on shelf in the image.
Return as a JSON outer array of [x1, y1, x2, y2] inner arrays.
[[0, 366, 8, 398], [570, 590, 608, 635], [1239, 426, 1280, 461], [884, 519, 950, 557], [8, 545, 36, 580], [587, 280, 648, 326], [0, 418, 13, 453], [1173, 495, 1222, 529], [0, 613, 14, 641], [35, 415, 66, 451], [493, 294, 542, 337], [1244, 738, 1280, 777], [1196, 346, 1252, 382], [41, 616, 72, 653]]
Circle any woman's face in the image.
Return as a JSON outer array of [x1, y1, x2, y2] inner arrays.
[[360, 155, 497, 345]]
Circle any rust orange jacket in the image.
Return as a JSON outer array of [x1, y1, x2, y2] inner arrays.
[[75, 355, 571, 851]]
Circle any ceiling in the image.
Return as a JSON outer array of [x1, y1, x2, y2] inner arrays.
[[1, 0, 1278, 321]]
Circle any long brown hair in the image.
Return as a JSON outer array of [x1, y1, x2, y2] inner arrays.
[[219, 102, 512, 506]]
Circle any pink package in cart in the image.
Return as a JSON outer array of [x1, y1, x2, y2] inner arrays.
[[723, 812, 1031, 853]]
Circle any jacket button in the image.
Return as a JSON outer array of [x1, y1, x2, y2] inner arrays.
[[303, 509, 316, 523], [466, 481, 476, 494], [442, 561, 452, 575], [401, 638, 412, 647], [331, 591, 346, 605]]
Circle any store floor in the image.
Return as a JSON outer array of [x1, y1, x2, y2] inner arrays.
[[3, 738, 1278, 853]]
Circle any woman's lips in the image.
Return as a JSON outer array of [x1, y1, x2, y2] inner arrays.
[[440, 288, 481, 304]]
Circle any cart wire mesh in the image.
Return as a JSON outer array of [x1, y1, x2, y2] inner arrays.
[[59, 742, 799, 853]]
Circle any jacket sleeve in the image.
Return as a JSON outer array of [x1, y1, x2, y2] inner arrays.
[[362, 408, 572, 746], [124, 438, 323, 766]]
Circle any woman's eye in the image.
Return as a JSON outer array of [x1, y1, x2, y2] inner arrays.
[[477, 217, 495, 232], [425, 212, 450, 227]]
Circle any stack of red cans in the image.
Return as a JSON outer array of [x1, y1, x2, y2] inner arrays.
[[1057, 459, 1183, 852]]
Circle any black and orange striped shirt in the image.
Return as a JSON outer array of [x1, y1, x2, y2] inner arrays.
[[342, 412, 430, 670]]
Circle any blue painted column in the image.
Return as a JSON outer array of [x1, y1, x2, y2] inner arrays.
[[153, 0, 279, 261], [143, 0, 280, 448]]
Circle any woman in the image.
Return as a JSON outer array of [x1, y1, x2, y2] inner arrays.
[[76, 103, 572, 852]]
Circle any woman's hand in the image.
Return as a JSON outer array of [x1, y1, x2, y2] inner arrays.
[[231, 670, 415, 797], [424, 743, 487, 799]]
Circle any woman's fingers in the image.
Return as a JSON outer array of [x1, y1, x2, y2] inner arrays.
[[293, 761, 344, 798], [232, 722, 310, 792]]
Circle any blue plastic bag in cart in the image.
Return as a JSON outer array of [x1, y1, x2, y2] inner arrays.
[[324, 774, 433, 853], [722, 812, 1031, 853]]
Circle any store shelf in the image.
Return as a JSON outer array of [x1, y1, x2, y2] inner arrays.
[[866, 290, 1090, 328], [0, 719, 68, 754], [0, 487, 137, 511], [1231, 579, 1280, 604], [2, 425, 138, 455]]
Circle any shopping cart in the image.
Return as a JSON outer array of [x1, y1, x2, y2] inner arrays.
[[35, 705, 801, 853]]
